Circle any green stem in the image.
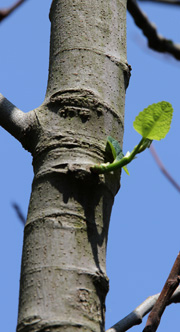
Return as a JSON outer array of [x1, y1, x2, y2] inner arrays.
[[91, 138, 145, 174]]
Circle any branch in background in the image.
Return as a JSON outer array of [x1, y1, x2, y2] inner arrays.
[[150, 144, 180, 193], [12, 202, 26, 225], [143, 252, 180, 332], [127, 0, 180, 59], [0, 0, 27, 22], [106, 278, 180, 332], [139, 0, 180, 4]]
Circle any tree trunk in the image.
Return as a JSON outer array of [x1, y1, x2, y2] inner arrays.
[[1, 1, 129, 331]]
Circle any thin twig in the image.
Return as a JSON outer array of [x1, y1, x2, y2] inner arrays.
[[12, 202, 26, 225], [0, 0, 27, 22], [106, 283, 180, 332], [127, 0, 180, 59], [143, 252, 180, 332], [150, 144, 180, 193]]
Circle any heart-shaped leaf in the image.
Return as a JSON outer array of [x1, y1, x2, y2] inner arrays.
[[133, 101, 173, 140]]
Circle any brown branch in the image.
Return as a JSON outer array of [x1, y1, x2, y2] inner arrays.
[[150, 144, 180, 193], [127, 0, 180, 60], [106, 285, 180, 332], [0, 0, 27, 22], [143, 252, 180, 332]]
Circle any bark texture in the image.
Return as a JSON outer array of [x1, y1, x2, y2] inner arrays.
[[16, 1, 129, 331]]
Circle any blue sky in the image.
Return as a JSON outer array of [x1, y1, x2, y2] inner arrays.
[[0, 1, 180, 331]]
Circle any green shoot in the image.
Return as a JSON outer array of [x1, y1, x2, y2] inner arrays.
[[91, 101, 173, 174]]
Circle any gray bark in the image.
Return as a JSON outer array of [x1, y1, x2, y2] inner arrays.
[[0, 1, 129, 331]]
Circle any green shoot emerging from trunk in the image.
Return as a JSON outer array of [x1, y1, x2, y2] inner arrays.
[[91, 101, 173, 174]]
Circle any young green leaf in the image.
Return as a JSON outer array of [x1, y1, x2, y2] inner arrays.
[[133, 101, 173, 140], [106, 136, 130, 174], [106, 136, 124, 161]]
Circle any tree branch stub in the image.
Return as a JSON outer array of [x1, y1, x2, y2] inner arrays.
[[0, 93, 36, 150]]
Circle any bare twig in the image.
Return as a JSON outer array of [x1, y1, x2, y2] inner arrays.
[[143, 252, 180, 332], [0, 0, 27, 22], [106, 284, 180, 332], [12, 202, 26, 225], [150, 144, 180, 193], [127, 0, 180, 59]]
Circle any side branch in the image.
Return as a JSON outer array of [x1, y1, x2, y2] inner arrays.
[[127, 0, 180, 59], [0, 0, 27, 22], [0, 93, 35, 146]]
